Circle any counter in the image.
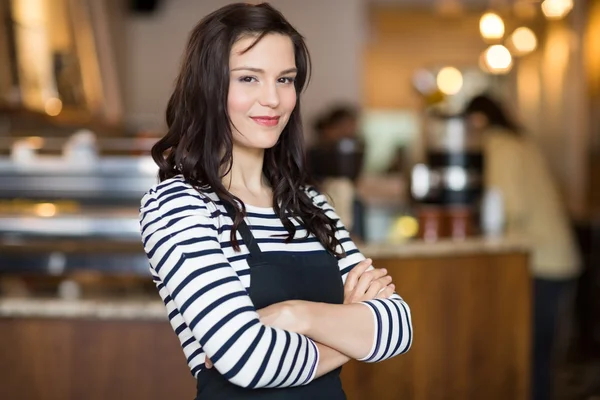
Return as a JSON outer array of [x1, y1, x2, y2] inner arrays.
[[361, 234, 528, 258], [0, 236, 532, 400], [0, 297, 166, 320]]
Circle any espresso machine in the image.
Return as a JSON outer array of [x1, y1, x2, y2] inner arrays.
[[410, 114, 484, 241]]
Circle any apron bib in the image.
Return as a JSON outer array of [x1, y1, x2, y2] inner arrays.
[[195, 202, 346, 399]]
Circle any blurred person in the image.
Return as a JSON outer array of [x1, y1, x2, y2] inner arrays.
[[309, 105, 366, 241], [140, 3, 412, 399], [464, 94, 582, 400], [313, 105, 360, 145]]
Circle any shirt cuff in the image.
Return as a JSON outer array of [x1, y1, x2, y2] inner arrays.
[[356, 301, 379, 362], [302, 339, 320, 385]]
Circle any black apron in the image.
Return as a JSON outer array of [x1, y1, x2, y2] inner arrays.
[[195, 203, 346, 400]]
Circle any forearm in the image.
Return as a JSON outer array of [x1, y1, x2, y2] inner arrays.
[[297, 302, 375, 360], [314, 343, 351, 378]]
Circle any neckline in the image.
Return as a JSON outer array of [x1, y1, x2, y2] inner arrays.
[[243, 203, 275, 213]]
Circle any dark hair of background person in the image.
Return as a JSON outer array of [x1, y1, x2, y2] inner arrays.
[[150, 2, 345, 256], [313, 105, 358, 139], [464, 94, 522, 135]]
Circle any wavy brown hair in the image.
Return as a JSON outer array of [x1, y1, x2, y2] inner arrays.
[[151, 2, 344, 256]]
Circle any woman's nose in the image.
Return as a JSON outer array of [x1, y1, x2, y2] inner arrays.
[[258, 82, 280, 108]]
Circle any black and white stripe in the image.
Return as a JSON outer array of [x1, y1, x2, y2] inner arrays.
[[139, 176, 412, 388]]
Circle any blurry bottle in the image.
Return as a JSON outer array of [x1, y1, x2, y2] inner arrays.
[[417, 205, 445, 242], [446, 205, 475, 240], [480, 187, 505, 237]]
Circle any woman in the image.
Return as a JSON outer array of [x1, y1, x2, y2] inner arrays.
[[139, 3, 412, 399], [465, 94, 581, 400]]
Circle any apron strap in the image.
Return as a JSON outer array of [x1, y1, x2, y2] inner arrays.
[[221, 200, 262, 255]]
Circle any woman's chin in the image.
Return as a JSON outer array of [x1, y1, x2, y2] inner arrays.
[[250, 136, 282, 150], [234, 139, 280, 152]]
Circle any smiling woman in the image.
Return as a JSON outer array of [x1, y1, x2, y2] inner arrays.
[[141, 3, 412, 400]]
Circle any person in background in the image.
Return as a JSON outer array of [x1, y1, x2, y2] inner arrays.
[[313, 106, 360, 145], [140, 3, 412, 399], [309, 105, 366, 242], [464, 94, 582, 400]]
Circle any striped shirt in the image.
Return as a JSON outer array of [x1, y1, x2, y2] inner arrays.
[[139, 175, 412, 389]]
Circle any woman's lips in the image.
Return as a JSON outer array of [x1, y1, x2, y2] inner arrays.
[[251, 116, 280, 127]]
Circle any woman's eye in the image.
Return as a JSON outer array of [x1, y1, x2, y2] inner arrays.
[[279, 77, 296, 84], [239, 76, 257, 83]]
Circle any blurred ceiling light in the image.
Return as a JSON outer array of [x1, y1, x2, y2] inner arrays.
[[436, 67, 463, 95], [510, 27, 538, 55], [480, 12, 505, 40], [44, 98, 62, 116], [483, 45, 513, 74], [541, 0, 573, 20]]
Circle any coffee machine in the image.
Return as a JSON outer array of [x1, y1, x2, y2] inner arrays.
[[411, 114, 484, 241]]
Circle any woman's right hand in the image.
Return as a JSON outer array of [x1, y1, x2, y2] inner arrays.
[[343, 258, 395, 304]]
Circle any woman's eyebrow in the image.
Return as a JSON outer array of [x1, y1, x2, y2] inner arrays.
[[230, 66, 298, 75]]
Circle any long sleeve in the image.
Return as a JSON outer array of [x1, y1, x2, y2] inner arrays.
[[308, 188, 413, 362], [140, 180, 320, 388]]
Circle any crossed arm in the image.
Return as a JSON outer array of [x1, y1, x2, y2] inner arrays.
[[206, 259, 400, 378]]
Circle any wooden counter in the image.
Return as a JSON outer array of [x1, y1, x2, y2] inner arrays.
[[341, 248, 532, 400], [0, 237, 531, 400]]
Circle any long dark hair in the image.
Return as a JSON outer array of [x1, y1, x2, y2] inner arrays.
[[151, 2, 344, 256], [464, 94, 521, 134]]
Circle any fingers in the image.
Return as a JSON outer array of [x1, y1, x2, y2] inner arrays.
[[375, 284, 395, 299], [353, 267, 387, 299], [344, 258, 372, 293], [365, 275, 393, 299], [205, 357, 213, 369]]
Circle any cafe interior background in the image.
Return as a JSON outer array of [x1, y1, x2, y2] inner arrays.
[[0, 0, 599, 399]]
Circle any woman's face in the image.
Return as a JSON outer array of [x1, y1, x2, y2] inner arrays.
[[228, 33, 297, 152]]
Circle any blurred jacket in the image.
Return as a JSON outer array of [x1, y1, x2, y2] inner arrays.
[[484, 127, 581, 279]]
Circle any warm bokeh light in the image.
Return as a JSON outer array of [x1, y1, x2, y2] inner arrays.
[[44, 97, 63, 116], [26, 136, 44, 150], [479, 12, 505, 40], [510, 27, 538, 55], [541, 0, 573, 20], [34, 203, 57, 218], [483, 45, 513, 74], [436, 67, 463, 95], [393, 216, 419, 239]]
